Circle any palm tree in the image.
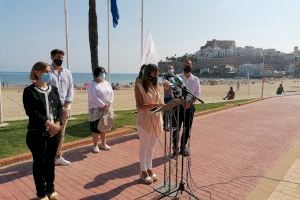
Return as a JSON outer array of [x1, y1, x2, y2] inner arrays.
[[89, 0, 99, 72]]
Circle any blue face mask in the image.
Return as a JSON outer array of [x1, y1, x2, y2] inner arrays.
[[98, 73, 106, 80], [40, 73, 51, 83]]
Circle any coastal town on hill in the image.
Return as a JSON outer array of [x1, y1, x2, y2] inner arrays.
[[160, 39, 300, 78]]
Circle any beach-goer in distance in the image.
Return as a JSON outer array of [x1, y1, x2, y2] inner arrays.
[[237, 81, 240, 91], [23, 62, 62, 200], [49, 49, 74, 166], [88, 66, 114, 153], [276, 83, 285, 95], [223, 86, 235, 100], [135, 64, 163, 184]]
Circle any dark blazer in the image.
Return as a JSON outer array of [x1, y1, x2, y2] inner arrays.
[[23, 84, 63, 132]]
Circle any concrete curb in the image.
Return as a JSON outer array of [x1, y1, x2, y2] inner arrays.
[[0, 98, 264, 168], [0, 127, 135, 168]]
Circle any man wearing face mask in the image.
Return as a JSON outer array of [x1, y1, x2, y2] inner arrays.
[[173, 59, 201, 157], [162, 65, 176, 130], [49, 49, 74, 166], [162, 65, 175, 104]]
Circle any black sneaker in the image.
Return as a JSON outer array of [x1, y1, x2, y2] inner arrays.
[[170, 150, 179, 159], [179, 149, 190, 157]]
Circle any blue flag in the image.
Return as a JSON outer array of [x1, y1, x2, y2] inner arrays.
[[111, 0, 119, 28]]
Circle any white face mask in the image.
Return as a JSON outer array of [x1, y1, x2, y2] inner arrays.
[[97, 73, 105, 80], [167, 69, 174, 75]]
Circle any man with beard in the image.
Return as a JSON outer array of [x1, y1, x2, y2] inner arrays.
[[172, 60, 201, 157]]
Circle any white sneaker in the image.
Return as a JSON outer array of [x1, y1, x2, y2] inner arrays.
[[37, 196, 49, 200], [93, 145, 100, 153], [100, 143, 111, 151], [55, 156, 71, 166], [47, 191, 58, 200]]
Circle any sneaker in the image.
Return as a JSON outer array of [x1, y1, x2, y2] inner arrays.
[[47, 191, 58, 200], [100, 143, 111, 151], [93, 145, 100, 153], [55, 156, 71, 166], [179, 149, 190, 157], [36, 196, 49, 200], [170, 151, 179, 159], [170, 149, 179, 159]]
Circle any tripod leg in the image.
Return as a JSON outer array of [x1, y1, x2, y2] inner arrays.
[[168, 109, 172, 191]]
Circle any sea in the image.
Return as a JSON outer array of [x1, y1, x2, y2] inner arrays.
[[0, 72, 138, 87]]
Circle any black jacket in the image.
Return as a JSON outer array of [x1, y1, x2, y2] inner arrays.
[[23, 84, 63, 132]]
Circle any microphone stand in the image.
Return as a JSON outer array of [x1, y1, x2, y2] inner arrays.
[[167, 89, 201, 200], [178, 84, 204, 104], [154, 85, 203, 200]]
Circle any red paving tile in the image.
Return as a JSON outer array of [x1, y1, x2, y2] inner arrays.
[[1, 95, 300, 200]]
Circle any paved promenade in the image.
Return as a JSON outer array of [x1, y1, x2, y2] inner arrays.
[[1, 95, 300, 200]]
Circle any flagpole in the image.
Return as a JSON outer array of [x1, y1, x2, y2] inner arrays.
[[64, 0, 70, 69], [141, 0, 144, 64], [107, 0, 111, 81]]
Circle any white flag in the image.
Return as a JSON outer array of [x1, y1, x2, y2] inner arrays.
[[141, 32, 159, 66]]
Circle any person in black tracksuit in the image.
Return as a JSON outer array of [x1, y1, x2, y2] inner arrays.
[[23, 62, 62, 200]]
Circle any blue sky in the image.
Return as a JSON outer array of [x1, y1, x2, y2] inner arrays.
[[0, 0, 300, 73]]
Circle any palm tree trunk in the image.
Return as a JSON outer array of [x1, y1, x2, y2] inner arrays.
[[89, 0, 99, 72]]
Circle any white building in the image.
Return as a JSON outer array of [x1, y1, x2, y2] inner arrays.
[[238, 63, 264, 77], [285, 64, 296, 75]]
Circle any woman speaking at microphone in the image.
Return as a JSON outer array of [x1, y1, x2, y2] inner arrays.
[[134, 64, 164, 184]]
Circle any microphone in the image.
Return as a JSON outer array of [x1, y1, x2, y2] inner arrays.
[[160, 72, 175, 77], [173, 75, 185, 87]]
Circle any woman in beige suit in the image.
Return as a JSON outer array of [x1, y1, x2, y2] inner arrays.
[[134, 64, 164, 184]]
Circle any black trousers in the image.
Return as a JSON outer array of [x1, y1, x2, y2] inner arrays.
[[172, 105, 195, 151], [26, 130, 61, 197]]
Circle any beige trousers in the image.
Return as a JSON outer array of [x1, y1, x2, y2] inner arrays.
[[55, 110, 69, 158]]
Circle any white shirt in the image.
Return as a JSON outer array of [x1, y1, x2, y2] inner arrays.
[[49, 66, 74, 104], [88, 80, 114, 109], [179, 73, 201, 100]]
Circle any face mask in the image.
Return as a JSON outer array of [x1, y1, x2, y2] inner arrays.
[[40, 73, 51, 83], [184, 66, 192, 73], [54, 58, 63, 66], [167, 69, 174, 75], [97, 73, 106, 80], [149, 76, 158, 83]]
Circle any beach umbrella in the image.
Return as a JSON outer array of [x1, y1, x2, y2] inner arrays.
[[141, 32, 159, 66]]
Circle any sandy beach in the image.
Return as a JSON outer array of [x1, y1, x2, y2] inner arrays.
[[1, 78, 300, 121]]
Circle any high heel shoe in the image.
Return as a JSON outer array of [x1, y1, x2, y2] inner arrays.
[[140, 171, 153, 184], [147, 169, 158, 182]]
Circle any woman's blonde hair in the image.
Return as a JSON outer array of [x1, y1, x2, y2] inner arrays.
[[29, 62, 49, 81]]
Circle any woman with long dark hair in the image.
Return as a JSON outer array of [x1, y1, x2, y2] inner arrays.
[[134, 64, 164, 184], [23, 62, 62, 200]]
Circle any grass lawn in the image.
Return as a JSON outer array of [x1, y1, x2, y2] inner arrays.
[[0, 99, 253, 159]]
